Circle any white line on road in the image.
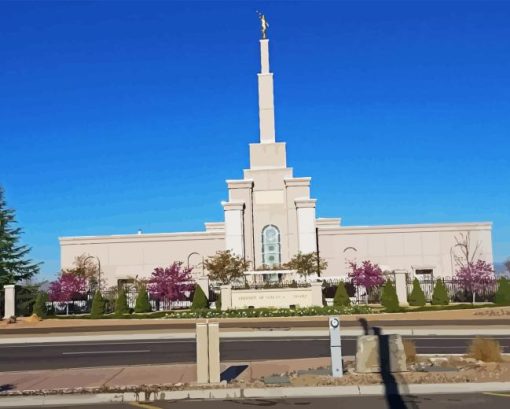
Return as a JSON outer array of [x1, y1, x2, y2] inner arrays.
[[62, 350, 151, 355]]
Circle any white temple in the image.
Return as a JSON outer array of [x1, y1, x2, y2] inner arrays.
[[60, 25, 493, 287]]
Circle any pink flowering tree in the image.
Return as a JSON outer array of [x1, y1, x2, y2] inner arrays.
[[48, 272, 88, 314], [455, 259, 495, 303], [348, 261, 385, 303], [148, 262, 194, 310]]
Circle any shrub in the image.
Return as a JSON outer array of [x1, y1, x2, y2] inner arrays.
[[215, 293, 222, 311], [408, 278, 426, 307], [381, 280, 400, 312], [495, 277, 510, 305], [90, 290, 105, 319], [403, 339, 417, 363], [134, 285, 152, 313], [468, 337, 502, 362], [115, 287, 130, 315], [333, 282, 351, 307], [431, 279, 449, 305], [32, 291, 48, 318], [191, 285, 209, 310]]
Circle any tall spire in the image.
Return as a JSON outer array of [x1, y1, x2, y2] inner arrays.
[[257, 14, 276, 144]]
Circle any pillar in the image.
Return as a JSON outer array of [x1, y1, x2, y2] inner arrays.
[[310, 282, 323, 307], [208, 322, 220, 383], [3, 284, 15, 319], [295, 198, 317, 254], [196, 322, 209, 384], [220, 284, 232, 311], [394, 270, 409, 306], [222, 201, 245, 257], [196, 276, 210, 300]]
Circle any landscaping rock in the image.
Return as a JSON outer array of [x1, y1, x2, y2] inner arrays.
[[263, 375, 291, 385], [355, 334, 407, 373]]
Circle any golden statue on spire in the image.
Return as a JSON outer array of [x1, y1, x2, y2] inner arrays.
[[257, 11, 269, 39]]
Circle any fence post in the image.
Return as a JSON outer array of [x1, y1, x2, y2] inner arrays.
[[220, 285, 232, 311], [208, 322, 220, 383], [394, 270, 409, 306], [196, 322, 209, 384], [3, 285, 15, 319]]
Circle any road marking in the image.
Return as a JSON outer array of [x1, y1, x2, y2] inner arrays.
[[483, 392, 510, 398], [62, 350, 151, 355], [129, 402, 162, 409]]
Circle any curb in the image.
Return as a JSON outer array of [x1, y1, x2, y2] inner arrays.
[[1, 382, 509, 407]]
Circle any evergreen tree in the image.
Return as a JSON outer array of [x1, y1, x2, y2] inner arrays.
[[381, 280, 400, 312], [32, 291, 48, 318], [191, 285, 209, 310], [115, 287, 130, 315], [134, 284, 152, 313], [333, 282, 351, 307], [90, 290, 105, 318], [431, 279, 449, 305], [0, 187, 40, 286], [495, 277, 510, 306], [408, 278, 426, 307]]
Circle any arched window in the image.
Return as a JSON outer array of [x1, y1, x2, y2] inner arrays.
[[262, 225, 281, 267]]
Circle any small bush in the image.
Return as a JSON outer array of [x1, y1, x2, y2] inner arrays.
[[381, 280, 400, 312], [90, 290, 105, 319], [191, 285, 209, 310], [115, 287, 130, 315], [32, 291, 48, 318], [403, 339, 417, 363], [408, 278, 426, 307], [134, 285, 152, 313], [431, 279, 449, 305], [333, 281, 351, 307], [495, 277, 510, 305], [468, 337, 502, 362]]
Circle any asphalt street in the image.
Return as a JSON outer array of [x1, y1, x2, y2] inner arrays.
[[3, 393, 510, 409], [1, 336, 509, 371]]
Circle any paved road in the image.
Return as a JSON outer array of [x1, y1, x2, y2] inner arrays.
[[3, 393, 510, 409], [2, 319, 510, 335], [1, 336, 509, 371]]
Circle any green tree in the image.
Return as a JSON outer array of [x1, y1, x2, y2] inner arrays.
[[191, 285, 209, 310], [495, 277, 510, 306], [203, 250, 250, 284], [381, 280, 400, 312], [115, 287, 130, 315], [134, 284, 152, 313], [0, 187, 40, 286], [333, 282, 351, 307], [90, 290, 105, 318], [431, 279, 449, 305], [32, 291, 48, 318], [283, 252, 328, 278], [408, 278, 426, 307]]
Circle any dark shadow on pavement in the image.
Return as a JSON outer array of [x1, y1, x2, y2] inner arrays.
[[0, 384, 14, 392], [220, 364, 249, 382]]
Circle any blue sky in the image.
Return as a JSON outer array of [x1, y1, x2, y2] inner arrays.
[[1, 1, 509, 281]]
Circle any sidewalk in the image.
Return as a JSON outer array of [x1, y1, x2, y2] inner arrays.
[[0, 358, 330, 393]]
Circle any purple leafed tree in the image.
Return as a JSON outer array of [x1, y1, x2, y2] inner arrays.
[[148, 262, 194, 309], [48, 272, 88, 303], [348, 261, 385, 299], [455, 259, 495, 303]]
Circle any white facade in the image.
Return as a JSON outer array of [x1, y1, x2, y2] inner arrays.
[[59, 33, 493, 287]]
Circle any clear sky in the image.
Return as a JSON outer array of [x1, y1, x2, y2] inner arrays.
[[1, 1, 509, 281]]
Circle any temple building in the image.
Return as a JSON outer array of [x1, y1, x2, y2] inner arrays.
[[59, 28, 493, 287]]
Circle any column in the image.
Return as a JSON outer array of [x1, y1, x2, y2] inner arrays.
[[310, 282, 323, 307], [394, 270, 408, 306], [258, 39, 275, 143], [3, 284, 15, 319], [222, 201, 245, 257], [196, 322, 209, 384], [295, 198, 317, 254]]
